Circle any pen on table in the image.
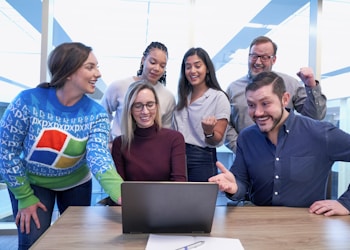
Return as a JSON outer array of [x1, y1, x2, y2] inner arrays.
[[175, 240, 205, 250]]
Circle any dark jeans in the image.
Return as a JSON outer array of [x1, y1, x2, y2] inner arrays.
[[185, 143, 218, 182], [8, 179, 92, 250]]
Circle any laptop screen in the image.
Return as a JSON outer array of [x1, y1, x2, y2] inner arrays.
[[121, 181, 218, 234]]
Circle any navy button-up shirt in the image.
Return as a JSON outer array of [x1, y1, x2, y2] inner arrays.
[[229, 110, 350, 209]]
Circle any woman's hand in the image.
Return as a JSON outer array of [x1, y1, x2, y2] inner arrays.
[[16, 202, 47, 234]]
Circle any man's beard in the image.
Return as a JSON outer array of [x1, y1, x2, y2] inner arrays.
[[257, 106, 284, 133]]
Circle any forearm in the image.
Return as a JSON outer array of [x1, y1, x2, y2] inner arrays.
[[301, 83, 327, 120], [204, 119, 228, 146], [170, 137, 187, 181], [8, 184, 40, 210], [96, 167, 123, 202], [224, 124, 238, 153], [204, 131, 224, 146], [225, 180, 247, 202]]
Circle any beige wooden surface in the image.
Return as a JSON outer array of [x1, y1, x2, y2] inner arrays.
[[30, 206, 350, 250]]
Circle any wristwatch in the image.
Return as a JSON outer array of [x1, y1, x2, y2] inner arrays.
[[204, 131, 214, 138]]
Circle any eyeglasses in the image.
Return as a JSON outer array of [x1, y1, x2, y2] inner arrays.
[[249, 54, 274, 62], [132, 101, 157, 112]]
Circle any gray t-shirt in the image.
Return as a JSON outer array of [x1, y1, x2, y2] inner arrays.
[[173, 88, 230, 148]]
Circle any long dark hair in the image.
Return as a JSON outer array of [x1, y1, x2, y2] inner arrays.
[[136, 41, 168, 85], [37, 42, 92, 88], [176, 47, 226, 110]]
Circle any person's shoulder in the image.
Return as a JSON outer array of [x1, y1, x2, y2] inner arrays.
[[107, 76, 136, 90], [160, 127, 184, 138], [25, 86, 49, 94], [287, 112, 335, 136], [154, 83, 175, 97], [111, 135, 123, 153], [18, 87, 49, 101], [274, 72, 299, 84], [227, 75, 249, 88], [208, 89, 229, 102], [112, 135, 123, 145], [154, 82, 168, 89], [241, 123, 259, 132], [208, 88, 224, 95], [111, 75, 136, 83], [294, 112, 331, 127], [85, 96, 109, 114], [239, 124, 261, 138], [237, 126, 264, 151]]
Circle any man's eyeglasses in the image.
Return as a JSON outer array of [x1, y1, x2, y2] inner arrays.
[[132, 101, 157, 112], [249, 54, 274, 62]]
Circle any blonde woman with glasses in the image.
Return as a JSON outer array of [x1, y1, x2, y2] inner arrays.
[[108, 81, 186, 202]]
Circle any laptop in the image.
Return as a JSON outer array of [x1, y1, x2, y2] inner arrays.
[[121, 181, 218, 234]]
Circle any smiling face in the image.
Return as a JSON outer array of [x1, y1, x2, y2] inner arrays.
[[68, 52, 101, 95], [184, 54, 207, 88], [131, 88, 158, 128], [246, 84, 289, 134], [141, 48, 167, 84], [248, 41, 276, 79]]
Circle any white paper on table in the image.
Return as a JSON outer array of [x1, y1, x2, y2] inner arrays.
[[145, 234, 244, 250]]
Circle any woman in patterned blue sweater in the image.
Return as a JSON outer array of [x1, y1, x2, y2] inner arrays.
[[0, 42, 123, 250]]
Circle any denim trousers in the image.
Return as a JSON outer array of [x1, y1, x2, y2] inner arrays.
[[185, 143, 218, 182], [8, 179, 92, 250]]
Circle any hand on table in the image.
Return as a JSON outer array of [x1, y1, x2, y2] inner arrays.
[[309, 200, 350, 216]]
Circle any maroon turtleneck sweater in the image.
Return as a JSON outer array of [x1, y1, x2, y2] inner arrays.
[[111, 124, 187, 181]]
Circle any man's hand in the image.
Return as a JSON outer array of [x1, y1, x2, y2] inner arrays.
[[208, 161, 238, 194], [296, 67, 317, 87], [309, 200, 350, 216], [16, 202, 47, 234]]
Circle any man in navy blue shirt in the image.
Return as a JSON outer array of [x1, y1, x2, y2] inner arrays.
[[209, 71, 350, 216]]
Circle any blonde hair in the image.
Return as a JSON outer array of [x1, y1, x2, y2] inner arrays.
[[120, 80, 162, 151]]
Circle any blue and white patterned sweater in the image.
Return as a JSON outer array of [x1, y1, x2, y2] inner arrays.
[[0, 87, 122, 209]]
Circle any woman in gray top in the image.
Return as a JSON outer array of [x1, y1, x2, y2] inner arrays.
[[173, 47, 230, 182]]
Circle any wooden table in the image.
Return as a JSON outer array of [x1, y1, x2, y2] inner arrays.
[[30, 206, 350, 250]]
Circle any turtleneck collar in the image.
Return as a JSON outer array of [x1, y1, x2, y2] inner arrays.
[[134, 123, 159, 138]]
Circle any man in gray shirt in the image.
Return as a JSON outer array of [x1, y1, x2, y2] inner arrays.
[[225, 36, 327, 152]]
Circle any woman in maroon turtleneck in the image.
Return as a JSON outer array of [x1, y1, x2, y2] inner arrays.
[[111, 81, 187, 181]]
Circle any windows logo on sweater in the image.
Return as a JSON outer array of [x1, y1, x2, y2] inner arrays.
[[27, 129, 87, 169]]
